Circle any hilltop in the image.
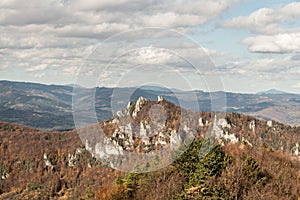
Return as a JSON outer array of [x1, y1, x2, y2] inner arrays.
[[0, 97, 299, 199]]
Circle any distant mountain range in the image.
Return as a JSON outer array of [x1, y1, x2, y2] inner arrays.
[[0, 80, 299, 130], [256, 89, 291, 95]]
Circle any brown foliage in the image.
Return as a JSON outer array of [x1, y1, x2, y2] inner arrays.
[[214, 143, 300, 199], [0, 122, 118, 199]]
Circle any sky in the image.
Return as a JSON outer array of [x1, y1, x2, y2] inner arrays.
[[0, 0, 300, 93]]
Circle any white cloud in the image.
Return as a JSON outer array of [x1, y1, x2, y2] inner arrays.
[[243, 32, 300, 53], [217, 55, 300, 80], [0, 0, 240, 80], [63, 66, 78, 75], [33, 72, 46, 78], [292, 83, 300, 89], [54, 23, 130, 38], [69, 0, 240, 28], [223, 2, 300, 35], [0, 0, 67, 26], [224, 2, 300, 54], [123, 47, 178, 65], [0, 0, 240, 29], [25, 64, 48, 72]]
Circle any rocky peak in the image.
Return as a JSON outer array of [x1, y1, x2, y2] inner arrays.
[[158, 95, 164, 102], [267, 120, 273, 127], [98, 98, 300, 166], [99, 97, 195, 156], [132, 96, 148, 118]]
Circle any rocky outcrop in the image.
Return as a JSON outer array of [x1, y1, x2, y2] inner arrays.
[[43, 153, 55, 171], [249, 120, 255, 132], [158, 95, 164, 102], [132, 96, 148, 118], [213, 115, 238, 144], [98, 96, 196, 154], [96, 97, 300, 160]]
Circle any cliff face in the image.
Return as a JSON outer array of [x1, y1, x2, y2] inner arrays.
[[0, 97, 299, 199]]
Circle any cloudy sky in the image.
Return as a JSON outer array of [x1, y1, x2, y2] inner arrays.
[[0, 0, 300, 93]]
